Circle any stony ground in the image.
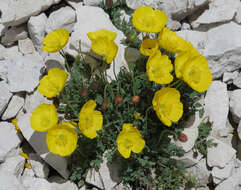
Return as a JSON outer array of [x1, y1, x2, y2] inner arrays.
[[0, 0, 241, 190]]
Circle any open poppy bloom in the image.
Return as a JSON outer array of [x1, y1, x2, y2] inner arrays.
[[139, 39, 159, 56], [132, 6, 167, 33], [87, 29, 118, 64], [78, 100, 103, 139], [158, 28, 192, 54], [38, 68, 68, 98], [182, 54, 212, 93], [42, 29, 69, 53], [46, 121, 78, 156], [30, 104, 58, 132], [117, 123, 145, 158], [146, 51, 173, 84], [152, 88, 183, 127]]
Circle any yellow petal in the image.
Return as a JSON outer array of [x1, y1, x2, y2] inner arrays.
[[133, 6, 167, 33], [132, 138, 145, 153], [146, 51, 173, 84], [38, 68, 67, 98], [46, 122, 78, 156], [183, 55, 212, 92], [87, 29, 117, 41], [117, 142, 132, 158], [78, 100, 103, 139], [158, 28, 193, 54], [139, 39, 159, 56], [42, 29, 69, 53], [30, 104, 58, 132]]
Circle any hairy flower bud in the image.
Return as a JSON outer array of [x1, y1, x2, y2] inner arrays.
[[90, 82, 99, 91], [101, 99, 109, 110], [178, 133, 188, 142], [80, 88, 87, 97], [114, 94, 123, 105], [132, 95, 140, 104]]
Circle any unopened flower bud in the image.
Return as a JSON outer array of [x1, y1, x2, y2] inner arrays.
[[101, 99, 109, 110], [80, 88, 87, 97], [178, 133, 188, 142], [132, 95, 140, 104], [114, 94, 123, 105], [90, 82, 99, 91]]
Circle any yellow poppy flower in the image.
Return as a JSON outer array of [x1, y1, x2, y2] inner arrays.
[[174, 48, 199, 79], [30, 104, 58, 132], [46, 122, 78, 156], [20, 152, 29, 160], [152, 88, 183, 127], [38, 68, 68, 98], [158, 28, 193, 53], [139, 39, 159, 56], [146, 51, 173, 84], [182, 54, 212, 92], [132, 6, 167, 33], [117, 123, 145, 158], [78, 100, 103, 139], [42, 29, 69, 53], [87, 29, 118, 64]]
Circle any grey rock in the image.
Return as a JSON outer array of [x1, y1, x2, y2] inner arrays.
[[0, 155, 25, 177], [181, 22, 191, 30], [234, 4, 241, 24], [28, 13, 48, 53], [18, 38, 35, 55], [0, 122, 22, 161], [223, 71, 239, 84], [29, 153, 50, 178], [45, 6, 76, 33], [124, 47, 142, 63], [207, 137, 236, 168], [1, 95, 24, 120], [0, 0, 61, 27], [48, 176, 78, 190], [204, 81, 229, 135], [0, 171, 26, 190], [1, 25, 28, 46], [233, 72, 241, 88], [212, 161, 234, 184], [7, 53, 44, 93], [0, 81, 12, 116], [229, 89, 241, 123]]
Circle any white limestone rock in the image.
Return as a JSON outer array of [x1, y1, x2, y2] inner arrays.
[[0, 122, 22, 161], [181, 22, 191, 30], [17, 113, 70, 179], [0, 155, 25, 177], [0, 60, 8, 81], [0, 0, 61, 27], [204, 22, 241, 79], [125, 0, 208, 21], [237, 120, 241, 140], [215, 167, 241, 190], [186, 159, 211, 186], [229, 89, 241, 123], [86, 168, 104, 189], [18, 38, 35, 55], [1, 95, 24, 120], [22, 168, 35, 177], [7, 53, 44, 93], [45, 6, 76, 33], [233, 72, 241, 88], [176, 30, 208, 54], [0, 81, 12, 116], [28, 13, 48, 53], [223, 71, 239, 84], [23, 90, 52, 114], [207, 137, 236, 168], [191, 0, 240, 29], [21, 176, 52, 190], [234, 4, 241, 24], [1, 25, 28, 46], [83, 0, 117, 6], [44, 52, 65, 71], [67, 6, 128, 80], [175, 112, 200, 152], [3, 45, 23, 60], [212, 161, 234, 184], [29, 153, 50, 178], [204, 81, 229, 135], [166, 18, 181, 31], [0, 171, 26, 190], [172, 149, 203, 168]]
